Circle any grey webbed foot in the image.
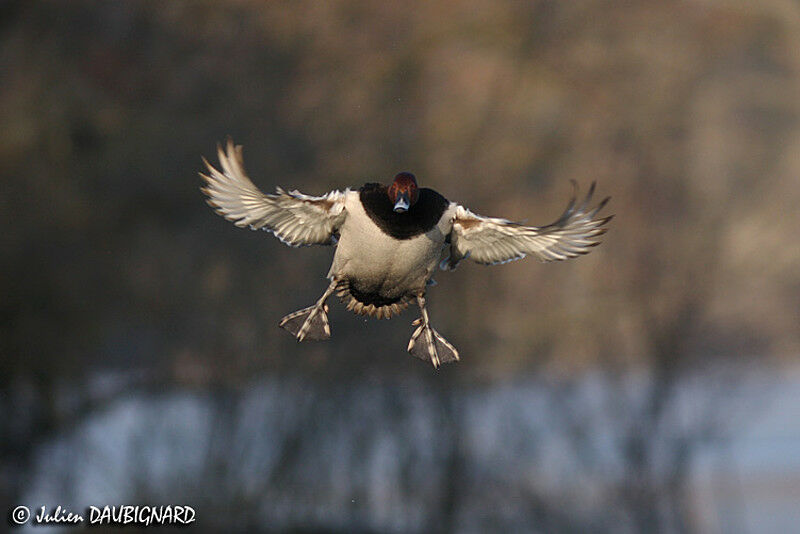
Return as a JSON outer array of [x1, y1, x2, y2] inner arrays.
[[407, 317, 459, 368], [279, 303, 331, 341], [279, 279, 339, 342]]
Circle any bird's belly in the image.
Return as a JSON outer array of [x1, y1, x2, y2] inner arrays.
[[330, 225, 444, 298]]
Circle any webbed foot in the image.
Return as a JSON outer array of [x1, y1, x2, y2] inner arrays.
[[279, 304, 331, 341], [407, 317, 459, 368]]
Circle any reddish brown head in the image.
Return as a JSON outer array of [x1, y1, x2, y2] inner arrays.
[[387, 172, 419, 213]]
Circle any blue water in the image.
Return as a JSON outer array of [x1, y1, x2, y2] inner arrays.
[[18, 368, 800, 533]]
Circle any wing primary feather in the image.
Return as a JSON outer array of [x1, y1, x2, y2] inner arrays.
[[200, 140, 348, 246], [447, 182, 611, 267]]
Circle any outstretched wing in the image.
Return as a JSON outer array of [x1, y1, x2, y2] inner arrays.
[[442, 182, 612, 270], [200, 140, 347, 246]]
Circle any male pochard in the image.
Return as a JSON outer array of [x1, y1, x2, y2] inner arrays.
[[201, 140, 611, 367]]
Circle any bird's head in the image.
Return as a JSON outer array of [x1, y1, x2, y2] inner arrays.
[[387, 172, 419, 213]]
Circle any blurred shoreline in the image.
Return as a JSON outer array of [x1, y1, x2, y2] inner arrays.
[[15, 362, 796, 533]]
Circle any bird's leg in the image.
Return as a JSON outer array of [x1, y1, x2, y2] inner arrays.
[[279, 279, 338, 342], [407, 294, 460, 368]]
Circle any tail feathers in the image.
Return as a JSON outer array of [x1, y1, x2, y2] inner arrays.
[[336, 285, 411, 319]]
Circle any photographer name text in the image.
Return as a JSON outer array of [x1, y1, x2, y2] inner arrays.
[[10, 505, 195, 527]]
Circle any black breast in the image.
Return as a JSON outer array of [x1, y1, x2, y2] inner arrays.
[[359, 183, 449, 240]]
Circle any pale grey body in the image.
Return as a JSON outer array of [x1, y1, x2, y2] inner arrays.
[[329, 191, 455, 301]]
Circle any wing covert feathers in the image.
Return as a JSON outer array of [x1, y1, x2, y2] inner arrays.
[[200, 139, 347, 247], [442, 181, 612, 269]]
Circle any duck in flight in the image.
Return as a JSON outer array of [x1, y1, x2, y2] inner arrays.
[[200, 140, 612, 368]]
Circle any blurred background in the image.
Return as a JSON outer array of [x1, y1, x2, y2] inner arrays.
[[2, 1, 800, 532]]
